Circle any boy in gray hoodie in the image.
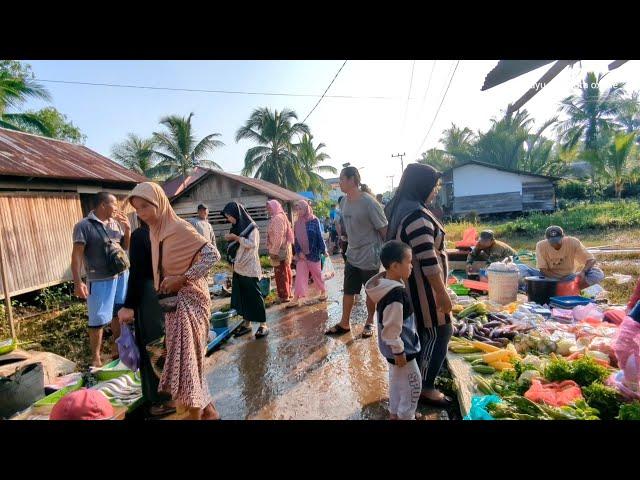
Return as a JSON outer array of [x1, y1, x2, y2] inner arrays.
[[365, 240, 422, 420]]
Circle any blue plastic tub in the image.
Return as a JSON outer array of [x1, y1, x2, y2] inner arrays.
[[548, 296, 594, 309]]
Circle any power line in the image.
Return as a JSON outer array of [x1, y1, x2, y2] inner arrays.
[[413, 60, 461, 160], [36, 73, 396, 101], [302, 60, 348, 123], [416, 60, 437, 120], [401, 60, 416, 134]]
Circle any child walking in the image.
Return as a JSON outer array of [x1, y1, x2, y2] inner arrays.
[[365, 240, 422, 420]]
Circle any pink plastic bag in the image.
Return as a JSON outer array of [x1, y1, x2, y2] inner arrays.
[[612, 318, 640, 373], [573, 304, 603, 323]]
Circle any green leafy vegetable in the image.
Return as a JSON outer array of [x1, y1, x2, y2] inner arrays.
[[582, 383, 623, 420], [617, 401, 640, 420], [544, 355, 609, 387]]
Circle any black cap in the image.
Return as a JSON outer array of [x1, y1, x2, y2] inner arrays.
[[479, 230, 494, 241], [197, 204, 208, 211], [545, 225, 564, 243]]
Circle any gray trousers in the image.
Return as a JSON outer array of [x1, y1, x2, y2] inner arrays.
[[388, 358, 422, 420]]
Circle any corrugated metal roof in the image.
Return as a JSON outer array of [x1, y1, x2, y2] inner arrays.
[[163, 167, 307, 203], [481, 60, 554, 91], [0, 127, 148, 184]]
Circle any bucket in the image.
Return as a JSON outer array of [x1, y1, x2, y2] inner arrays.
[[487, 269, 519, 304], [526, 276, 558, 305]]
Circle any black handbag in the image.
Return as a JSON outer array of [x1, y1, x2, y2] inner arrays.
[[0, 362, 45, 419], [90, 219, 130, 276]]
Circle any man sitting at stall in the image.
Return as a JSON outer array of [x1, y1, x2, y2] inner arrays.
[[517, 226, 605, 289], [466, 230, 517, 275]]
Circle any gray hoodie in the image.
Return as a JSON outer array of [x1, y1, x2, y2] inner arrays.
[[365, 272, 421, 364]]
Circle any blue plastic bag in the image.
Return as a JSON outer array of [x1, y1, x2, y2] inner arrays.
[[463, 395, 502, 420], [116, 323, 140, 372]]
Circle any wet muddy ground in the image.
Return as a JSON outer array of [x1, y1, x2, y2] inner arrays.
[[200, 256, 457, 420]]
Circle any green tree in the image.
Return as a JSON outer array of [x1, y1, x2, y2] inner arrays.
[[18, 107, 86, 143], [111, 134, 157, 178], [417, 148, 455, 172], [440, 123, 476, 164], [617, 90, 640, 135], [150, 113, 224, 179], [598, 132, 639, 198], [295, 134, 337, 194], [0, 61, 52, 135], [557, 72, 624, 153], [236, 107, 310, 191], [475, 110, 533, 170]]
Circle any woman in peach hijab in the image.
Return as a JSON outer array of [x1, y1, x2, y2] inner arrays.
[[125, 182, 221, 420]]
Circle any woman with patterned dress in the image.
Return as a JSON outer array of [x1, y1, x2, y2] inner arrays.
[[266, 199, 294, 303], [126, 182, 221, 420]]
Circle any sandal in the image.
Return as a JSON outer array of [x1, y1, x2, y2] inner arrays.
[[362, 324, 375, 338], [149, 404, 177, 418], [234, 325, 252, 337], [325, 324, 351, 335], [419, 393, 453, 408], [255, 326, 269, 338], [285, 300, 300, 309], [318, 294, 328, 302]]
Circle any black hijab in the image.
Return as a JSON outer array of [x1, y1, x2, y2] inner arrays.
[[384, 163, 442, 241], [221, 201, 256, 263]]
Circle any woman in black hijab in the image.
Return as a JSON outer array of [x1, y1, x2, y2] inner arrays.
[[385, 163, 454, 408], [222, 202, 268, 339]]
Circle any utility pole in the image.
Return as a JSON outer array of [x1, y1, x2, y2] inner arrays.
[[392, 152, 405, 174], [386, 175, 395, 192]]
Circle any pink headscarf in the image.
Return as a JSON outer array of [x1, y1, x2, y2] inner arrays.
[[267, 199, 294, 244], [294, 200, 317, 255]]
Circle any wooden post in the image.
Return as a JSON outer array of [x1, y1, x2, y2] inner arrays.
[[0, 234, 16, 341]]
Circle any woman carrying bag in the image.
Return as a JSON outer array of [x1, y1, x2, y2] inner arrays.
[[287, 200, 328, 309], [125, 182, 221, 420], [117, 221, 175, 418], [266, 199, 294, 304], [222, 202, 268, 339]]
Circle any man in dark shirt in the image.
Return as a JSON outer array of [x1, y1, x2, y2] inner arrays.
[[71, 192, 130, 368]]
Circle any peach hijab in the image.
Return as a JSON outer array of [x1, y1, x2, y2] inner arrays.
[[128, 182, 208, 290]]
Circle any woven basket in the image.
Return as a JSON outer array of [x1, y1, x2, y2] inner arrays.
[[487, 269, 519, 305]]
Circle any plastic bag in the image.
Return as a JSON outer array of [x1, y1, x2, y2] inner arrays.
[[613, 317, 640, 379], [116, 323, 140, 372], [573, 303, 603, 323], [524, 379, 583, 407], [322, 255, 336, 281], [463, 395, 502, 420]]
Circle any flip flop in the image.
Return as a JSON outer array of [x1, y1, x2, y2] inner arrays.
[[325, 324, 351, 335], [148, 404, 177, 418], [361, 324, 375, 338], [234, 325, 252, 337], [255, 326, 269, 338]]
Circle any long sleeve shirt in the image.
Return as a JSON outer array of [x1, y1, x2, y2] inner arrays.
[[466, 240, 517, 265], [233, 228, 262, 279], [267, 213, 291, 256]]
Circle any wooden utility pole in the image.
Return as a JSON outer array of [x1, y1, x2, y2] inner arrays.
[[392, 153, 405, 174], [0, 234, 16, 341], [386, 175, 395, 192]]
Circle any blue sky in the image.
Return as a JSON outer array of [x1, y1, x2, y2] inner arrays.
[[21, 60, 640, 193]]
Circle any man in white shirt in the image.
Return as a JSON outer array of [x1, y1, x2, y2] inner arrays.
[[189, 204, 216, 244]]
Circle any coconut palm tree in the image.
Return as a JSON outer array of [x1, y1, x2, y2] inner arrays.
[[617, 91, 640, 135], [111, 134, 158, 178], [556, 72, 625, 152], [475, 110, 533, 170], [417, 148, 455, 172], [599, 132, 639, 198], [440, 123, 476, 164], [236, 107, 310, 191], [0, 68, 52, 135], [295, 134, 337, 194], [150, 113, 224, 179]]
